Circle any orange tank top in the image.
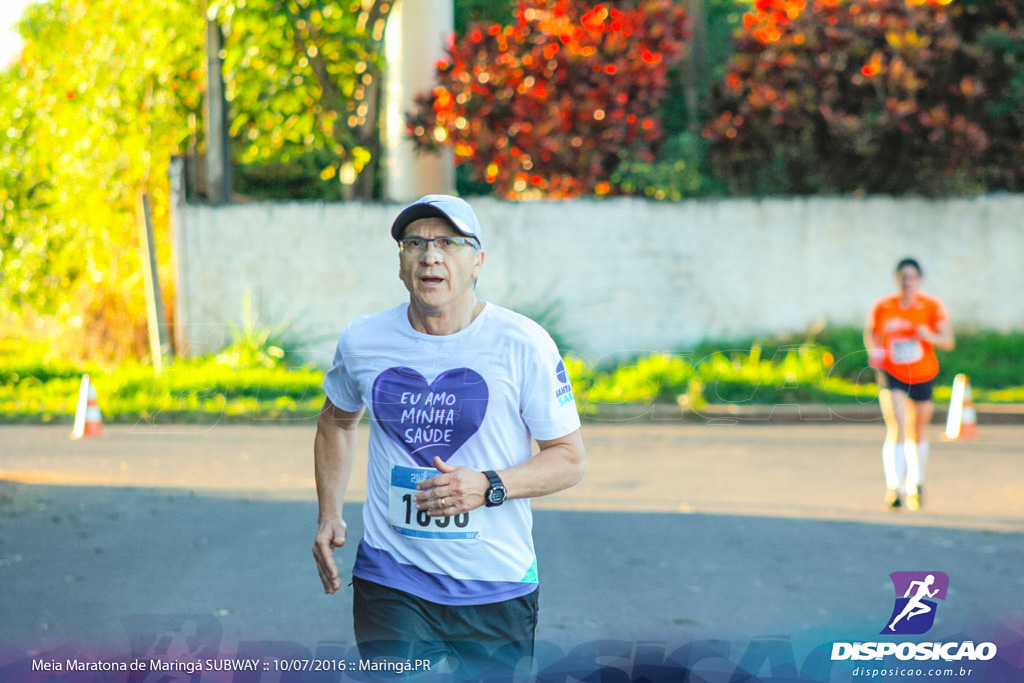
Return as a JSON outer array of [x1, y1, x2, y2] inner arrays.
[[869, 292, 948, 384]]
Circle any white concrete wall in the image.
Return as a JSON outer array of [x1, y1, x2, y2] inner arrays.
[[173, 195, 1024, 366]]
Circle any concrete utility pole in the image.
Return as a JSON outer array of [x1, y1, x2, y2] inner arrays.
[[383, 0, 455, 201], [684, 0, 708, 136], [137, 194, 170, 372], [205, 9, 232, 204]]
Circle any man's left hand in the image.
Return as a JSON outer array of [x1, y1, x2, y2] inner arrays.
[[413, 456, 490, 517]]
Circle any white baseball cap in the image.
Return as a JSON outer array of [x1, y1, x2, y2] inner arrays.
[[391, 195, 483, 245]]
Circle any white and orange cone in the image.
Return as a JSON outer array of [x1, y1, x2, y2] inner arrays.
[[943, 373, 977, 441], [71, 373, 104, 439]]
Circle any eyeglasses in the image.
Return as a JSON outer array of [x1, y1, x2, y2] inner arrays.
[[398, 236, 479, 254]]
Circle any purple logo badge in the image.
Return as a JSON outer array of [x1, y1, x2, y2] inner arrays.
[[556, 359, 568, 384], [372, 367, 488, 467], [882, 571, 949, 635], [554, 359, 574, 406]]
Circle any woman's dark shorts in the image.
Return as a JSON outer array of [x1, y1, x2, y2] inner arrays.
[[881, 371, 935, 402]]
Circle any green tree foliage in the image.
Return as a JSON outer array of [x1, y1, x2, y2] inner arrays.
[[955, 0, 1023, 191], [408, 0, 691, 198], [212, 0, 394, 200], [610, 0, 745, 200], [609, 131, 719, 199], [454, 0, 520, 33], [704, 0, 1023, 196], [0, 0, 394, 360], [0, 0, 205, 359]]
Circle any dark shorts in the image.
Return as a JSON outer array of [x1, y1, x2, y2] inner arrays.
[[881, 371, 935, 402], [352, 576, 539, 679]]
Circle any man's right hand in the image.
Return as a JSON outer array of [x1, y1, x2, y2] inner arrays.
[[313, 517, 348, 594]]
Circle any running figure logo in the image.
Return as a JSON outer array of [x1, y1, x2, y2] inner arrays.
[[882, 571, 950, 635]]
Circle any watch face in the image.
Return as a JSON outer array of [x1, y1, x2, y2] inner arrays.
[[484, 471, 506, 506], [487, 486, 506, 506]]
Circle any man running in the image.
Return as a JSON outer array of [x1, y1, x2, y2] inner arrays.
[[312, 195, 586, 677]]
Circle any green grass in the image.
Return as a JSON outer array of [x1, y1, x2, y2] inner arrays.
[[2, 326, 1022, 424], [568, 326, 1024, 410], [0, 338, 325, 425], [568, 343, 875, 411]]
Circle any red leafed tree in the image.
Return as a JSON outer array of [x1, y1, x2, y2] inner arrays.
[[407, 0, 691, 198], [704, 0, 993, 196]]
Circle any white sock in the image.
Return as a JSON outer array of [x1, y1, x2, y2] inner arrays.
[[906, 441, 930, 491], [883, 442, 906, 491], [905, 441, 919, 494]]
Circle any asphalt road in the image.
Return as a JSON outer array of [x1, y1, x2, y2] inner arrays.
[[1, 422, 1022, 680]]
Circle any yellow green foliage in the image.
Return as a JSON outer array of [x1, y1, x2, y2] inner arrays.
[[0, 0, 206, 359], [569, 345, 878, 409], [0, 1, 392, 362]]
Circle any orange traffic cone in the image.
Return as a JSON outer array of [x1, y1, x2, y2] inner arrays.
[[71, 373, 104, 439], [943, 373, 977, 441]]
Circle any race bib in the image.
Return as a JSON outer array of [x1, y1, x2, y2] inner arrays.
[[890, 338, 924, 364], [388, 464, 481, 540]]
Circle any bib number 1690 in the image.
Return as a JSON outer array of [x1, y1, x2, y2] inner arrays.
[[401, 494, 470, 529], [389, 463, 481, 540]]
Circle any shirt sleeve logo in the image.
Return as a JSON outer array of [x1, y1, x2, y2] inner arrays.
[[554, 359, 575, 406], [556, 359, 568, 384]]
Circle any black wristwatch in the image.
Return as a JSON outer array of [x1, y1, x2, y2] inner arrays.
[[483, 470, 507, 507]]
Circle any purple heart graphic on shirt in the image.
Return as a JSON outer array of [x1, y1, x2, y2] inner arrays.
[[372, 366, 489, 467]]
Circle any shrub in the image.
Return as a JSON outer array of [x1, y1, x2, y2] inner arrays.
[[609, 132, 721, 200], [935, 329, 1024, 390], [3, 327, 1022, 424], [585, 353, 696, 404], [955, 0, 1024, 192], [0, 352, 324, 425], [408, 0, 691, 198], [704, 0, 1013, 195]]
